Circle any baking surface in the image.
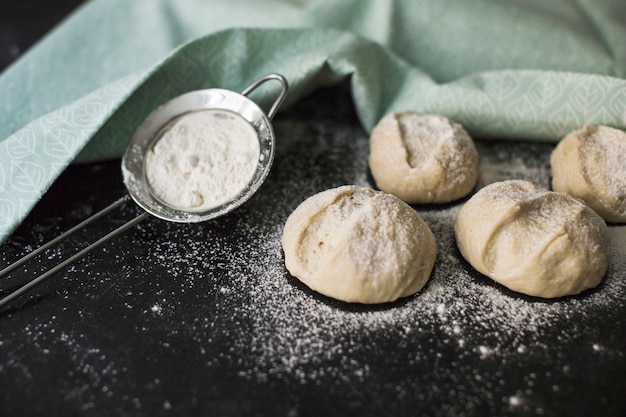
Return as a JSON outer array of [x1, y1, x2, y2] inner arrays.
[[1, 85, 625, 417]]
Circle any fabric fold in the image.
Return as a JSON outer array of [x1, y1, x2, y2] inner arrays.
[[2, 0, 625, 141]]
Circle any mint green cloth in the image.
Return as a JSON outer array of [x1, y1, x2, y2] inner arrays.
[[1, 0, 625, 242]]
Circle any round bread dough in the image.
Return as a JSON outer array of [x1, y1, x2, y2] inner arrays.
[[281, 185, 437, 304], [454, 180, 610, 298], [368, 111, 478, 204], [550, 125, 626, 223]]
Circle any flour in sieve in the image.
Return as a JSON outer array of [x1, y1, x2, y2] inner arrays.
[[145, 109, 259, 211]]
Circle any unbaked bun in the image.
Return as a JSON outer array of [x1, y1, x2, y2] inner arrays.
[[368, 112, 478, 204], [550, 125, 626, 223], [281, 185, 437, 304], [455, 180, 610, 298]]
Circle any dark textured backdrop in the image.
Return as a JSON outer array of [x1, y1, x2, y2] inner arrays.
[[0, 0, 86, 71]]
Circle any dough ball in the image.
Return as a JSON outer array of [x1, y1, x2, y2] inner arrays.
[[454, 180, 610, 298], [551, 125, 626, 223], [281, 185, 437, 304], [368, 112, 478, 204]]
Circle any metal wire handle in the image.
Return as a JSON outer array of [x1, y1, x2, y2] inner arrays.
[[0, 196, 149, 310], [240, 73, 289, 121]]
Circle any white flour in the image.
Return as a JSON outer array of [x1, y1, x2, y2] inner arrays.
[[396, 113, 468, 168], [144, 109, 259, 211]]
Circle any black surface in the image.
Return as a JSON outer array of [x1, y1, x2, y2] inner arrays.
[[0, 0, 86, 72], [1, 3, 626, 417]]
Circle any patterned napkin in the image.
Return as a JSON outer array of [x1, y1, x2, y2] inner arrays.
[[1, 0, 625, 242]]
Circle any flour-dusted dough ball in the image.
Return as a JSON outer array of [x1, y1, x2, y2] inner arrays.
[[551, 125, 626, 223], [455, 180, 610, 298], [281, 185, 437, 304], [369, 112, 478, 204]]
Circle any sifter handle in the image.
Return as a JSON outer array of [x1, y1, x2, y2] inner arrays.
[[240, 73, 289, 121]]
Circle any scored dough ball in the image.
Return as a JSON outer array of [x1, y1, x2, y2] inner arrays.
[[281, 185, 437, 304], [551, 125, 626, 223], [454, 180, 610, 298], [368, 112, 478, 204]]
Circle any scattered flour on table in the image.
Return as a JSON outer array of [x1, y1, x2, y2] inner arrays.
[[143, 131, 625, 414], [2, 122, 625, 416], [145, 109, 259, 211]]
